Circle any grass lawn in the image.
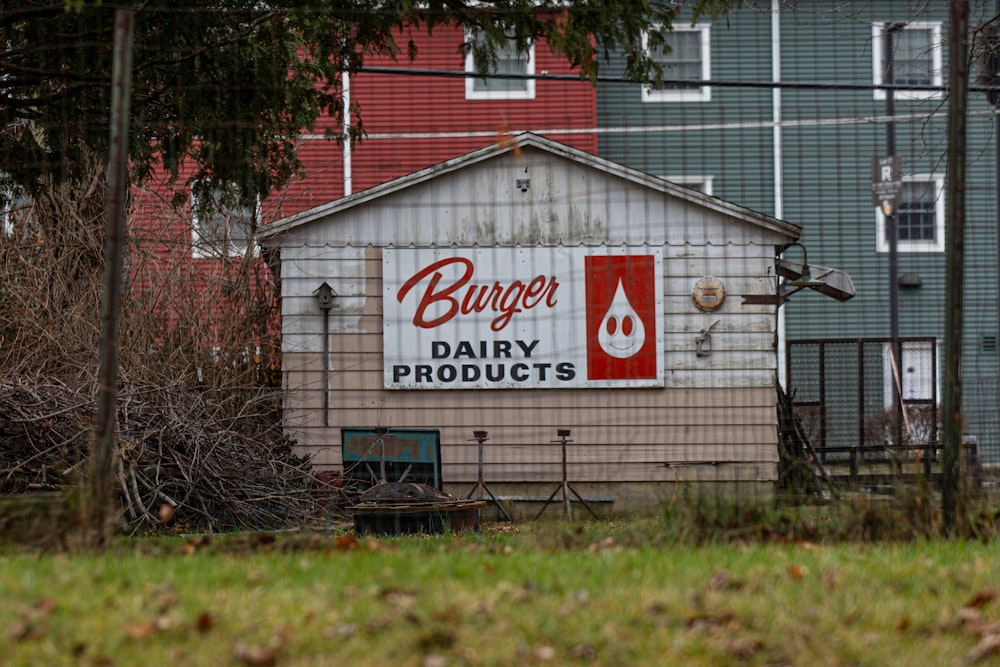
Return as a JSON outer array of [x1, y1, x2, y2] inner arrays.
[[1, 519, 998, 666]]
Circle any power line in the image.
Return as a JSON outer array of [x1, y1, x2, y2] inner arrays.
[[358, 65, 994, 96]]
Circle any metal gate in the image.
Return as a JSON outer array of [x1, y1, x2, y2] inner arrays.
[[785, 338, 939, 462]]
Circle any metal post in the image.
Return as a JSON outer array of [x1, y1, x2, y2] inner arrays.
[[884, 22, 904, 448], [560, 432, 571, 520], [535, 430, 598, 520], [466, 430, 512, 522], [375, 426, 388, 485]]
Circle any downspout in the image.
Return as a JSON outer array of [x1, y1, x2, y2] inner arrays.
[[343, 69, 353, 197], [772, 0, 787, 388]]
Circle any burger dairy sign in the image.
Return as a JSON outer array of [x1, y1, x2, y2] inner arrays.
[[383, 247, 664, 389]]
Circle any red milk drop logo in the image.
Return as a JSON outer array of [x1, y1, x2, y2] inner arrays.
[[585, 255, 657, 380]]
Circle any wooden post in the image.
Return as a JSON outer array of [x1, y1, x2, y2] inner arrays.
[[87, 9, 134, 548], [942, 0, 969, 530]]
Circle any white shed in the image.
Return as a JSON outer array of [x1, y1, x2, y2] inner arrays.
[[260, 133, 802, 512]]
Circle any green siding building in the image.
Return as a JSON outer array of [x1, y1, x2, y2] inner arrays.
[[598, 1, 999, 463]]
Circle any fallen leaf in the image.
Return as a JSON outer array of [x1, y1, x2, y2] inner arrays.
[[32, 597, 58, 617], [124, 621, 157, 640], [235, 641, 277, 667], [534, 644, 556, 661], [586, 536, 616, 552], [964, 619, 1000, 637], [417, 628, 456, 652], [966, 589, 999, 610], [158, 502, 176, 523], [787, 565, 808, 581], [386, 591, 417, 611], [324, 623, 358, 639], [687, 611, 739, 631], [726, 637, 765, 659], [647, 601, 669, 616], [965, 634, 1000, 664], [958, 607, 984, 629], [708, 570, 745, 591], [249, 533, 276, 548], [335, 534, 359, 551], [6, 621, 40, 642], [570, 643, 598, 661], [196, 612, 214, 634]]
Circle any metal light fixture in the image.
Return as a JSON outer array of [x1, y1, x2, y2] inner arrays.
[[775, 242, 856, 302]]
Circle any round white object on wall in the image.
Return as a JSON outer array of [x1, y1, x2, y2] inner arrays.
[[691, 276, 726, 312]]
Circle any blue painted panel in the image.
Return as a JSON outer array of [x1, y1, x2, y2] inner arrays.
[[341, 428, 442, 489]]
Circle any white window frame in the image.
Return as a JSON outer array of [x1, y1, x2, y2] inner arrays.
[[191, 182, 259, 259], [875, 174, 944, 253], [464, 29, 535, 101], [872, 22, 943, 101], [642, 24, 711, 103], [665, 175, 714, 196]]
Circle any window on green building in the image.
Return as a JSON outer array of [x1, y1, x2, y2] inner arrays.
[[896, 181, 937, 242], [876, 174, 943, 253], [642, 25, 711, 103], [872, 22, 942, 101]]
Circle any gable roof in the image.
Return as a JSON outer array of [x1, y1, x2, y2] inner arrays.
[[259, 132, 801, 243]]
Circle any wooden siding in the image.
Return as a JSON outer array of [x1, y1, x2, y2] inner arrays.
[[283, 350, 778, 484], [269, 141, 795, 485]]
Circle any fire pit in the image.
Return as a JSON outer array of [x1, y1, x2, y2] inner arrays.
[[351, 482, 485, 535]]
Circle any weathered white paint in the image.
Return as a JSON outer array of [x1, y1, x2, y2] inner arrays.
[[260, 134, 800, 497]]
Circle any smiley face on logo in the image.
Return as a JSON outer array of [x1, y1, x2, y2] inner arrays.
[[597, 279, 646, 359]]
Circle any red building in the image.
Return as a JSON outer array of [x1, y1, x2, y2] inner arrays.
[[276, 23, 598, 215], [125, 25, 598, 372]]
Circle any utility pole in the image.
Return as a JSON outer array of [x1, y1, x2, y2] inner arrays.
[[942, 0, 970, 529]]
